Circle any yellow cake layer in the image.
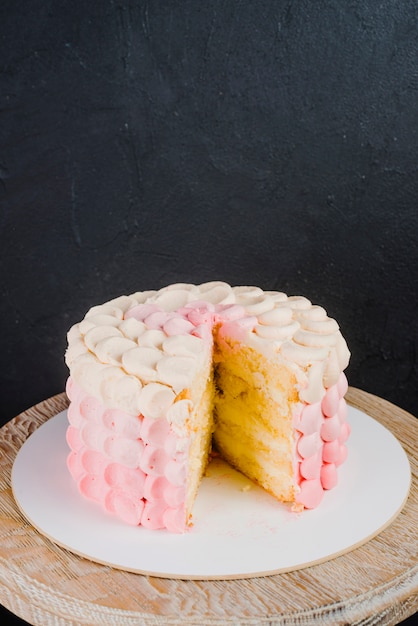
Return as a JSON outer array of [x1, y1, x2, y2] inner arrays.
[[212, 335, 299, 502]]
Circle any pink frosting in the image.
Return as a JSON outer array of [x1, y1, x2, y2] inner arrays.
[[124, 303, 161, 321], [66, 379, 189, 532], [294, 372, 350, 509], [105, 490, 145, 525], [125, 303, 199, 338]]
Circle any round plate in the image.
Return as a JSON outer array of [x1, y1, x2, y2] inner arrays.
[[11, 406, 411, 580]]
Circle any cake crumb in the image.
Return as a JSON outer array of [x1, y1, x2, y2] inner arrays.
[[291, 502, 304, 513], [241, 484, 252, 492]]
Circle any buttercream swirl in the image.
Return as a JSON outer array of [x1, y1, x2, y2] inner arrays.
[[65, 282, 350, 417]]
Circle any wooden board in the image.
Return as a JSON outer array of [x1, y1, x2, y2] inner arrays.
[[1, 388, 417, 625]]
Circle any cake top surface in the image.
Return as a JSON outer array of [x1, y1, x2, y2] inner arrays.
[[65, 281, 350, 417]]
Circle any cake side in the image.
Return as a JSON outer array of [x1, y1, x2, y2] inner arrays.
[[293, 371, 350, 509], [65, 365, 214, 532], [65, 290, 215, 532]]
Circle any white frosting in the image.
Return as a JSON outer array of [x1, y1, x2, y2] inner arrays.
[[65, 282, 350, 417], [122, 347, 162, 381]]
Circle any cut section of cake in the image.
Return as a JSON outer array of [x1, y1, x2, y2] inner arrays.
[[213, 337, 300, 504]]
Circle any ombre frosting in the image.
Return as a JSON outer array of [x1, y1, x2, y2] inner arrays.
[[65, 281, 351, 530], [66, 377, 189, 532]]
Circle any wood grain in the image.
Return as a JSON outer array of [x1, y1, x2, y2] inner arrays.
[[1, 388, 417, 625]]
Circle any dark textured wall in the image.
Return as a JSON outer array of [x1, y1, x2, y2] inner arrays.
[[1, 0, 418, 427]]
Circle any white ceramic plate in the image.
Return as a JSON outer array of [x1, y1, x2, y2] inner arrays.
[[12, 406, 411, 580]]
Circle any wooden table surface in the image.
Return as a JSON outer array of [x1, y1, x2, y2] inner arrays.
[[0, 388, 417, 626]]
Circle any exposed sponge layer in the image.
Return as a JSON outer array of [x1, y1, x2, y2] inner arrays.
[[213, 336, 299, 502]]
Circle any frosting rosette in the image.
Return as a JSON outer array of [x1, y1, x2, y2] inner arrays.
[[66, 281, 350, 415]]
